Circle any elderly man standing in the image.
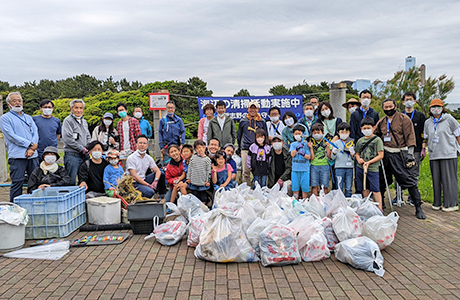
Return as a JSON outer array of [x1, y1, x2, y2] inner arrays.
[[0, 92, 39, 201], [237, 100, 268, 186], [374, 98, 426, 219], [126, 135, 166, 198], [62, 99, 91, 186], [159, 101, 185, 163]]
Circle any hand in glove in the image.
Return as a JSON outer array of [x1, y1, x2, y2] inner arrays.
[[332, 148, 340, 155], [349, 146, 355, 156], [149, 181, 158, 190], [420, 148, 426, 161]]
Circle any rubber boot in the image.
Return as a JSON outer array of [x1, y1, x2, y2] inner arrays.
[[415, 205, 426, 219]]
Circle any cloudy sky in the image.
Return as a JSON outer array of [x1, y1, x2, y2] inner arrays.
[[2, 0, 460, 102]]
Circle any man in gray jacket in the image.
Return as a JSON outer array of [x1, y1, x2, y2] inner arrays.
[[62, 99, 91, 185], [207, 100, 236, 147]]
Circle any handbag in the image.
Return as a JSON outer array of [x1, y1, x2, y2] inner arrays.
[[388, 124, 415, 169]]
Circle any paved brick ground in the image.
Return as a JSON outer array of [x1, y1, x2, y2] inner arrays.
[[1, 189, 460, 299]]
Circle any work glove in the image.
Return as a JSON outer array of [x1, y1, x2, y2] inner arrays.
[[420, 148, 426, 161], [149, 181, 158, 190], [349, 146, 355, 156], [332, 148, 339, 155]]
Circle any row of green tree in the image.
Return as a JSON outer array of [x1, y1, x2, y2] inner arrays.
[[0, 67, 455, 138]]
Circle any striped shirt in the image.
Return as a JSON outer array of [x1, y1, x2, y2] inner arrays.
[[186, 154, 212, 186]]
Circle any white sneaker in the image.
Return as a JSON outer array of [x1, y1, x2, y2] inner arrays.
[[432, 205, 442, 210], [442, 206, 459, 212]]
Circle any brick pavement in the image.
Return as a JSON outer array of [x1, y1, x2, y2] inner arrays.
[[1, 195, 460, 299]]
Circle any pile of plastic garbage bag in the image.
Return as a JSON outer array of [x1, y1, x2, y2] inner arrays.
[[146, 183, 399, 276]]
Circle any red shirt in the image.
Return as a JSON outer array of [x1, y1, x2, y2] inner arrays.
[[166, 160, 184, 188], [117, 117, 141, 151]]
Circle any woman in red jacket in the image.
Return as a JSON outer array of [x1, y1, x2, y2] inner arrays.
[[165, 144, 188, 202]]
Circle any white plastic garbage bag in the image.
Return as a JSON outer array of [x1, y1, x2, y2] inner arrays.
[[177, 193, 209, 221], [262, 203, 285, 220], [302, 233, 330, 262], [347, 195, 363, 209], [0, 202, 28, 226], [150, 220, 187, 246], [332, 207, 363, 242], [356, 199, 383, 222], [323, 189, 348, 218], [195, 209, 258, 263], [259, 224, 301, 267], [2, 241, 69, 260], [334, 236, 385, 277], [321, 217, 339, 252], [362, 212, 399, 250], [187, 213, 210, 248], [302, 195, 326, 218], [235, 202, 257, 232], [165, 202, 187, 223]]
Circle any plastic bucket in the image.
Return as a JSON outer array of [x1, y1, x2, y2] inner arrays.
[[0, 202, 26, 252]]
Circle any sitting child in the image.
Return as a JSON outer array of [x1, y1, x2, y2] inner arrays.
[[212, 150, 236, 192], [165, 144, 188, 203], [103, 149, 124, 197], [181, 144, 193, 175], [223, 143, 237, 181], [247, 128, 271, 187], [187, 140, 212, 205]]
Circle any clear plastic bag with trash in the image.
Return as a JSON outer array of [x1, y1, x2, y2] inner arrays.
[[0, 202, 28, 226], [356, 197, 383, 222], [259, 224, 301, 267], [332, 206, 363, 242], [145, 216, 187, 246], [362, 212, 399, 250]]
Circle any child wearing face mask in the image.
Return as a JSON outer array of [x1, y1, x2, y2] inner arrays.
[[103, 149, 125, 197], [329, 122, 355, 197], [355, 117, 384, 211], [212, 150, 236, 191], [289, 126, 314, 199], [310, 123, 331, 196], [247, 129, 271, 187]]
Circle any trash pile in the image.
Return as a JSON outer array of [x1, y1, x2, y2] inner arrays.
[[145, 183, 399, 276]]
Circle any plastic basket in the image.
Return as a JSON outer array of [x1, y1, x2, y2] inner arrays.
[[14, 187, 86, 239]]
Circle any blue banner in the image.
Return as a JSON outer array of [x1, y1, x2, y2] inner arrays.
[[198, 95, 304, 121]]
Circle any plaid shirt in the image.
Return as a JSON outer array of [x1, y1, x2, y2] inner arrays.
[[117, 117, 141, 151]]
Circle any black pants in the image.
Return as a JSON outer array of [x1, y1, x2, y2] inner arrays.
[[380, 151, 422, 206], [9, 158, 39, 202]]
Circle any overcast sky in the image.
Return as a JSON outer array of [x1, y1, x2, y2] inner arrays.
[[1, 0, 460, 102]]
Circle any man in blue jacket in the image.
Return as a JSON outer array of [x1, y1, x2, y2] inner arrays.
[[349, 90, 380, 139], [0, 92, 39, 201], [237, 100, 268, 186], [159, 101, 185, 163]]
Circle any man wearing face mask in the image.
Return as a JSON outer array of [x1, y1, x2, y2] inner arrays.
[[0, 92, 40, 201], [33, 99, 62, 159], [133, 107, 153, 139], [374, 98, 426, 219], [350, 90, 380, 140], [298, 103, 317, 136], [309, 96, 320, 117], [267, 135, 292, 194], [266, 107, 285, 141], [207, 101, 236, 147], [78, 141, 109, 199], [117, 102, 141, 152], [62, 99, 91, 186], [237, 100, 268, 186]]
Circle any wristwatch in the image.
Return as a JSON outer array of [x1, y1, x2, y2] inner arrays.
[[28, 142, 34, 149]]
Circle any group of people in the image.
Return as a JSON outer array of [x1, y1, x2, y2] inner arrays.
[[1, 89, 459, 219]]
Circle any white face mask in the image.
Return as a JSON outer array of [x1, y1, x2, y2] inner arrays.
[[270, 116, 279, 123], [362, 129, 373, 137], [304, 110, 314, 118], [103, 120, 112, 126], [294, 135, 302, 142], [92, 151, 102, 160], [138, 149, 147, 155], [42, 108, 53, 116], [273, 142, 283, 151], [339, 133, 349, 140], [256, 137, 265, 145], [321, 109, 331, 118], [404, 101, 415, 108], [284, 118, 294, 127], [10, 105, 23, 113], [349, 107, 358, 114], [218, 113, 225, 118], [134, 112, 142, 119], [313, 134, 323, 141], [361, 98, 371, 108], [44, 155, 57, 164], [313, 105, 318, 110], [109, 159, 119, 165]]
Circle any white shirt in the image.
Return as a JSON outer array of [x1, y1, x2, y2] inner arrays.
[[122, 120, 130, 151], [218, 116, 225, 130], [126, 150, 157, 180], [266, 120, 286, 138]]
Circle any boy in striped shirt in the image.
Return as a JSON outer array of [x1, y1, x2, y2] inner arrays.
[[186, 140, 212, 205]]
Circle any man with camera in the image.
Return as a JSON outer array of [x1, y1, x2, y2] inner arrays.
[[374, 98, 426, 219]]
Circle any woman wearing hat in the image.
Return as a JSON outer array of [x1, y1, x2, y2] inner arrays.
[[424, 99, 460, 212], [27, 146, 70, 193], [342, 98, 361, 121], [92, 112, 119, 151], [198, 103, 215, 145]]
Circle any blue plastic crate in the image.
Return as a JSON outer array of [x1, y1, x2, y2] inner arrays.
[[14, 186, 86, 239]]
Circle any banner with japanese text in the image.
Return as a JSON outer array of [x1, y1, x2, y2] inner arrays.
[[197, 95, 304, 121]]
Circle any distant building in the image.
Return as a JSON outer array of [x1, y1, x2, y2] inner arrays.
[[352, 79, 371, 92], [405, 56, 416, 71]]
